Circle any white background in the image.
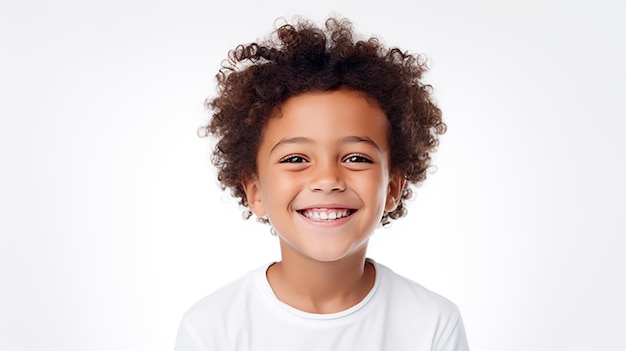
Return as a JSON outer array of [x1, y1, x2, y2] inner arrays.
[[1, 0, 625, 350]]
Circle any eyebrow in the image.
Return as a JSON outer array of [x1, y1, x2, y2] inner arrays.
[[269, 135, 382, 154], [341, 136, 381, 151]]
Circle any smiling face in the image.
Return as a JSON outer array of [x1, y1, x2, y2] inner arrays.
[[243, 89, 405, 263]]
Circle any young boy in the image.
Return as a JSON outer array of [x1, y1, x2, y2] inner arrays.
[[175, 17, 469, 351]]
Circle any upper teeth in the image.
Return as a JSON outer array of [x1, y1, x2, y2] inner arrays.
[[301, 209, 351, 221]]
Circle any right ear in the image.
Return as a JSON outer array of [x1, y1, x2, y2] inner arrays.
[[242, 176, 266, 218]]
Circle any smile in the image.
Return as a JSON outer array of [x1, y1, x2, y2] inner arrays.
[[297, 208, 355, 221]]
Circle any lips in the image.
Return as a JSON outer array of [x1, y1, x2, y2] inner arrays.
[[297, 208, 356, 221]]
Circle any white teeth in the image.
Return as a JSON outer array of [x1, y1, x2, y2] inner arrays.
[[301, 209, 351, 221]]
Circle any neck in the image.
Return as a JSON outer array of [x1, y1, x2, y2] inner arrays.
[[266, 241, 375, 314]]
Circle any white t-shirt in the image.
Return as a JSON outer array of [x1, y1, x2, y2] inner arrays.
[[175, 260, 469, 351]]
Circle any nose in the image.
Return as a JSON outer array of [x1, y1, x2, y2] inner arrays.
[[308, 161, 346, 193]]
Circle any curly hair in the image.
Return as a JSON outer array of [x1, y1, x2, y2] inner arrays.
[[200, 17, 446, 225]]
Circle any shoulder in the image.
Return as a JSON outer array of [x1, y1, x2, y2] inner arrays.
[[180, 264, 268, 327], [374, 261, 461, 319], [372, 261, 469, 350], [174, 265, 272, 350]]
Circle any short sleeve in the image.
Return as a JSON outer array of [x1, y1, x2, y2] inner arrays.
[[435, 307, 470, 351], [174, 317, 207, 351]]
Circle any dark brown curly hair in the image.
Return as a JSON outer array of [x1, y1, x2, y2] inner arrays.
[[200, 17, 446, 225]]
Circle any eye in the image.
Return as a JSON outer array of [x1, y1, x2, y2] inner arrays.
[[343, 154, 373, 163], [279, 154, 308, 163]]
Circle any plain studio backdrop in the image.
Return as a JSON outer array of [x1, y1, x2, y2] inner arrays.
[[1, 0, 625, 350]]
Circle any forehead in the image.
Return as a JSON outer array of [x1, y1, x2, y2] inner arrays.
[[261, 89, 390, 146]]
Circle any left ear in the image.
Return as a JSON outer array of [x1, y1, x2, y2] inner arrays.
[[385, 173, 406, 212]]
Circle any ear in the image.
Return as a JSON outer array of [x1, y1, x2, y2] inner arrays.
[[242, 176, 267, 218], [384, 173, 406, 212]]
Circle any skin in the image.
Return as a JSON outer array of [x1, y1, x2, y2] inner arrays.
[[243, 89, 405, 314]]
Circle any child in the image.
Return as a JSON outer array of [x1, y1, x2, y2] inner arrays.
[[175, 16, 469, 351]]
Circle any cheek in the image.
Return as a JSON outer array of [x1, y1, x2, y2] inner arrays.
[[261, 172, 301, 206], [351, 173, 388, 202]]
